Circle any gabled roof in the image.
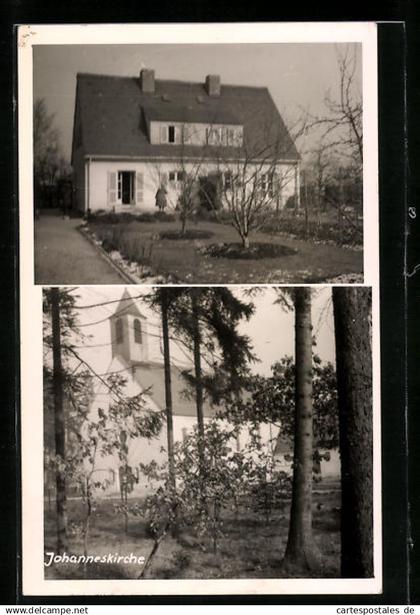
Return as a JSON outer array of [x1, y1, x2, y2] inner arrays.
[[134, 361, 215, 418], [73, 73, 300, 161], [111, 289, 146, 320]]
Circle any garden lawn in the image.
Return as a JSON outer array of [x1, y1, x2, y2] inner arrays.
[[89, 219, 363, 284], [44, 479, 340, 580]]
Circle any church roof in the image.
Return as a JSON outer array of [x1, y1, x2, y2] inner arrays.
[[133, 361, 215, 418], [111, 289, 147, 320]]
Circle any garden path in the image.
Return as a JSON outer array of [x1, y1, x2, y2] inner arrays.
[[34, 211, 126, 285]]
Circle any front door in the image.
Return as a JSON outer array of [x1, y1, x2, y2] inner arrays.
[[118, 171, 134, 205]]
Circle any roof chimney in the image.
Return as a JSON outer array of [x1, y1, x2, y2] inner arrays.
[[205, 74, 221, 97], [140, 69, 155, 93]]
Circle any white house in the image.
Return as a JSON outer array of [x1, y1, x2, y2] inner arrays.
[[71, 69, 301, 214]]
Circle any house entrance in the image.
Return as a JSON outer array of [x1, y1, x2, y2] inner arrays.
[[118, 171, 135, 205], [199, 173, 222, 211]]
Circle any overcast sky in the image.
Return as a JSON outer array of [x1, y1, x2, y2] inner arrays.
[[66, 286, 335, 380], [33, 43, 362, 162]]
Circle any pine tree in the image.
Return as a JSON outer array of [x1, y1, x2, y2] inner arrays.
[[332, 286, 373, 577], [283, 287, 319, 571], [50, 288, 68, 554]]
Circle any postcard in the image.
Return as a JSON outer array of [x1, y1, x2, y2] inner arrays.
[[18, 22, 380, 596]]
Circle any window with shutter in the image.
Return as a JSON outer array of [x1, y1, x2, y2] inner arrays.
[[160, 125, 168, 143], [135, 172, 144, 204], [108, 171, 117, 205], [183, 125, 190, 144]]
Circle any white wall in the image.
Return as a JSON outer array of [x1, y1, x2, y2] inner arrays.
[[320, 448, 340, 478], [86, 159, 297, 213]]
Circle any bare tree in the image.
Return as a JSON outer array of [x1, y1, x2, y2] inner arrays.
[[310, 45, 363, 165], [215, 150, 296, 249], [34, 98, 71, 210], [305, 141, 336, 216], [175, 164, 203, 236], [151, 130, 208, 235], [151, 111, 305, 246]]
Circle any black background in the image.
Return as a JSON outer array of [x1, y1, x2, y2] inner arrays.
[[0, 0, 418, 605]]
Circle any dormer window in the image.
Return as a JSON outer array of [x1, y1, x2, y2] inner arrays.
[[159, 124, 180, 144], [207, 127, 223, 146], [152, 121, 242, 147]]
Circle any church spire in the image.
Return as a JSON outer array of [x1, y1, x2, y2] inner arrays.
[[109, 290, 148, 364]]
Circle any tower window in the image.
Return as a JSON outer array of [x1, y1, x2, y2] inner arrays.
[[133, 318, 142, 344], [115, 318, 123, 344]]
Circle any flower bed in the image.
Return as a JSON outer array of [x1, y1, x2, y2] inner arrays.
[[261, 215, 363, 247], [199, 242, 297, 260]]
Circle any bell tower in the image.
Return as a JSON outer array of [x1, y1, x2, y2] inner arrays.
[[110, 289, 149, 365]]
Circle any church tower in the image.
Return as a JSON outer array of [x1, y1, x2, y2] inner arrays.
[[109, 289, 149, 365]]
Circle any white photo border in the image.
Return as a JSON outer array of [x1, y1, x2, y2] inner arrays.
[[18, 21, 381, 596]]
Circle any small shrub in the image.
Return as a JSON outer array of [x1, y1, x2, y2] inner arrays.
[[90, 212, 138, 225], [285, 196, 297, 210], [135, 212, 155, 222], [159, 229, 214, 241], [94, 224, 154, 266], [192, 207, 233, 224], [260, 214, 363, 246], [89, 210, 176, 225], [153, 211, 175, 222], [247, 472, 292, 522], [199, 242, 297, 260], [98, 225, 126, 252], [193, 207, 219, 223]]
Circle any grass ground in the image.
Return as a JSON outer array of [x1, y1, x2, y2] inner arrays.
[[89, 218, 363, 284], [44, 479, 340, 580]]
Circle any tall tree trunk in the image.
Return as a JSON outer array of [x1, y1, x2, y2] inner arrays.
[[191, 289, 205, 440], [180, 213, 187, 236], [161, 290, 177, 531], [284, 287, 318, 571], [50, 288, 68, 554], [332, 287, 373, 578], [191, 289, 206, 491], [303, 171, 309, 239]]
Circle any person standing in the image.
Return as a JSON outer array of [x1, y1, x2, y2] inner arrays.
[[155, 184, 168, 212]]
